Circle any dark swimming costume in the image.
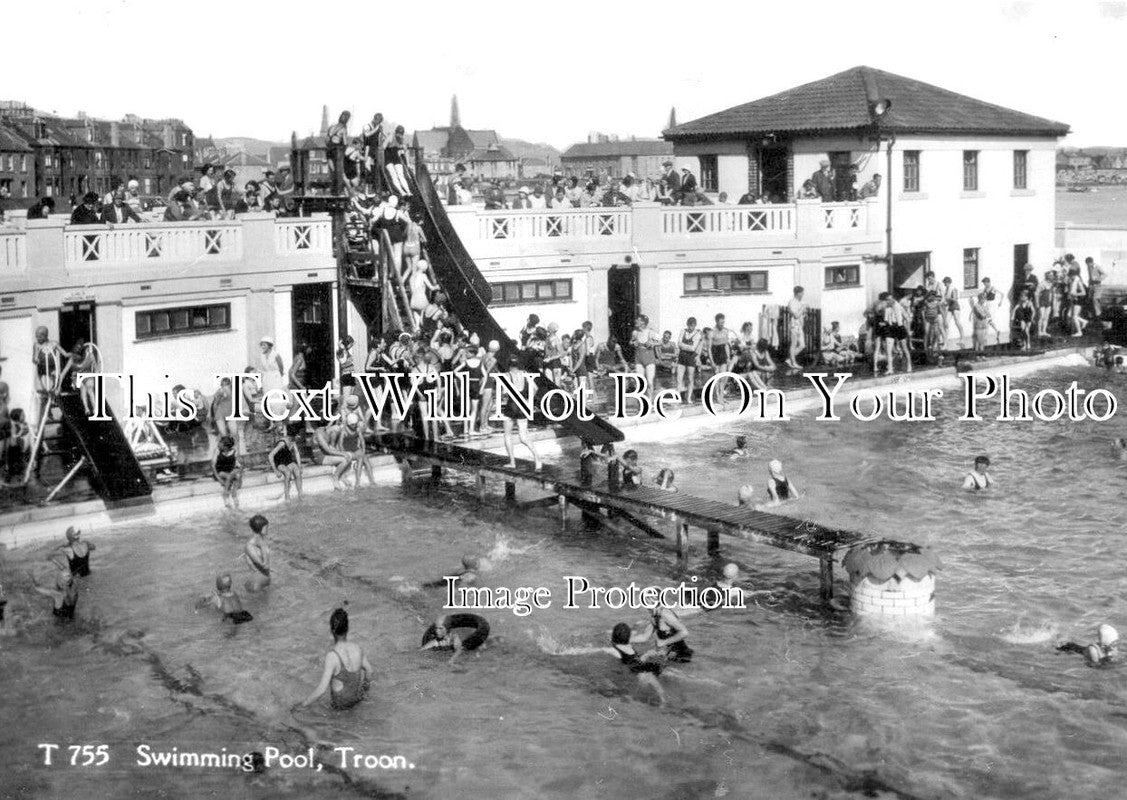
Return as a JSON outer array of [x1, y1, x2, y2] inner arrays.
[[66, 548, 91, 577], [710, 344, 729, 366], [677, 330, 698, 367], [653, 611, 693, 662], [272, 444, 295, 468], [330, 649, 367, 710], [622, 466, 640, 488], [1015, 305, 1033, 324], [53, 597, 77, 620], [215, 450, 237, 473], [0, 599, 7, 621], [580, 451, 598, 486], [772, 477, 791, 500], [615, 645, 662, 676], [225, 610, 253, 624]]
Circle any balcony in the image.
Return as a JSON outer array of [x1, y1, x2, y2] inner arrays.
[[447, 198, 877, 261]]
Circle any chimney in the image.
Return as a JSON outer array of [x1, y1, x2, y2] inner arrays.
[[110, 122, 120, 147], [667, 106, 678, 130], [162, 123, 173, 149], [320, 105, 329, 137], [450, 94, 461, 129]]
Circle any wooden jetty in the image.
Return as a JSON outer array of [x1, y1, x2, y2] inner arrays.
[[372, 433, 870, 601]]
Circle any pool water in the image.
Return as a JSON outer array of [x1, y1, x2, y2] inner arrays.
[[1, 364, 1125, 800]]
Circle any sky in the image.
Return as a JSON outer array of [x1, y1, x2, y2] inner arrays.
[[4, 0, 1125, 149]]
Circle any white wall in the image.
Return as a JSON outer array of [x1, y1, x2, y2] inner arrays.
[[0, 314, 36, 416], [119, 295, 249, 410], [272, 289, 293, 377]]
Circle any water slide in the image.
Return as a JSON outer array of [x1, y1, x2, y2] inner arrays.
[[55, 393, 152, 502], [406, 161, 624, 445]]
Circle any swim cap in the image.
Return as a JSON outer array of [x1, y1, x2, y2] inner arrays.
[[722, 563, 739, 580], [345, 413, 360, 426], [737, 484, 755, 505], [487, 340, 500, 352], [768, 459, 784, 475], [65, 526, 80, 542], [1099, 624, 1119, 647], [216, 574, 232, 591]]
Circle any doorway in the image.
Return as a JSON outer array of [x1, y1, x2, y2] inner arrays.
[[892, 252, 931, 298], [607, 263, 639, 360], [759, 146, 789, 202], [830, 151, 854, 201], [291, 283, 334, 391], [58, 301, 97, 353], [1012, 244, 1029, 302]]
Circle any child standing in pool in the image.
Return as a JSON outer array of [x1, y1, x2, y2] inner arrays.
[[212, 435, 243, 508], [205, 574, 252, 624], [242, 515, 271, 592], [267, 427, 303, 501], [963, 455, 993, 491]]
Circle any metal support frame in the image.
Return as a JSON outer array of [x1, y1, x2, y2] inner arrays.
[[43, 456, 86, 504]]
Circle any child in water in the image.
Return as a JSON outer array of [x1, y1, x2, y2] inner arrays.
[[765, 459, 798, 506], [203, 574, 253, 624], [962, 455, 993, 491], [211, 435, 243, 508], [728, 435, 749, 459], [548, 622, 666, 705]]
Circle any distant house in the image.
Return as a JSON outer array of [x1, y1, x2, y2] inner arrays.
[[1067, 154, 1094, 169], [465, 143, 520, 181], [560, 138, 673, 181], [222, 151, 273, 185]]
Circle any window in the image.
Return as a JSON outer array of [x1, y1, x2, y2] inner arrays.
[[962, 248, 979, 290], [683, 270, 768, 296], [94, 151, 103, 169], [5, 155, 13, 171], [903, 151, 920, 192], [43, 153, 54, 168], [825, 265, 861, 288], [20, 181, 27, 197], [489, 279, 573, 306], [963, 151, 978, 191], [20, 155, 27, 172], [135, 303, 231, 340], [1013, 150, 1028, 190], [698, 155, 718, 193]]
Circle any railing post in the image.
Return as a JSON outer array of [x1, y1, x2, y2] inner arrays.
[[558, 494, 568, 529], [707, 528, 720, 556], [672, 516, 689, 563], [819, 559, 834, 602]]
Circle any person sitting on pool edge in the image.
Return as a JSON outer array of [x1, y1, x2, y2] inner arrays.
[[295, 607, 372, 711], [1058, 624, 1118, 667], [204, 574, 252, 624], [242, 515, 271, 592], [765, 459, 798, 506], [962, 455, 993, 491]]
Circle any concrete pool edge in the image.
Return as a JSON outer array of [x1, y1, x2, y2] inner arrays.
[[0, 349, 1092, 550]]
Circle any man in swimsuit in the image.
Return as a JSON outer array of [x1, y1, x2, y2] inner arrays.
[[765, 459, 798, 506], [498, 355, 542, 471], [31, 552, 78, 621], [962, 455, 993, 491], [32, 326, 64, 423], [785, 286, 807, 369], [205, 574, 252, 624], [60, 526, 94, 577], [295, 607, 372, 711], [243, 515, 271, 592]]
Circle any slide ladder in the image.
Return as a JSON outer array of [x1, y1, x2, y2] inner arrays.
[[54, 393, 151, 502]]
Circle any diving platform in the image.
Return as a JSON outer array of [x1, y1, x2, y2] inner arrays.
[[373, 433, 869, 600]]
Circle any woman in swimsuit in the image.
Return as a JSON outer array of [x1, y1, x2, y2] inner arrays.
[[457, 346, 484, 438], [408, 259, 438, 327], [267, 428, 302, 501], [548, 622, 666, 704], [335, 412, 374, 488], [60, 526, 94, 577], [296, 607, 372, 711], [632, 604, 693, 663], [675, 317, 702, 404], [212, 435, 242, 508], [962, 455, 993, 491], [940, 277, 965, 346], [747, 339, 776, 393], [32, 326, 63, 421], [765, 459, 798, 506], [1012, 290, 1035, 351], [31, 552, 78, 621], [478, 341, 501, 435], [570, 329, 591, 397], [631, 315, 660, 401], [543, 323, 563, 384], [500, 355, 542, 471]]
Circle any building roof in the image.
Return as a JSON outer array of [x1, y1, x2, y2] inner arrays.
[[561, 139, 673, 159], [223, 151, 272, 168], [0, 122, 32, 152], [665, 66, 1070, 140], [466, 145, 517, 163]]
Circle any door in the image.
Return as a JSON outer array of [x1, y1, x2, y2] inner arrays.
[[291, 283, 334, 390], [830, 151, 854, 201], [1012, 244, 1029, 303], [892, 252, 931, 298], [607, 263, 639, 360], [58, 301, 96, 354], [759, 146, 790, 202]]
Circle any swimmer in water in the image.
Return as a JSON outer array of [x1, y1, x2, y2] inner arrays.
[[737, 484, 755, 507], [60, 525, 94, 577], [242, 515, 271, 592], [654, 468, 676, 492], [1114, 438, 1127, 461], [204, 574, 253, 624], [728, 435, 749, 459], [295, 607, 372, 711], [212, 435, 243, 508], [765, 459, 799, 506], [1058, 624, 1118, 667], [419, 615, 468, 662], [552, 622, 666, 704], [30, 553, 78, 621], [631, 603, 693, 662], [610, 449, 642, 488], [962, 455, 993, 491], [424, 554, 483, 588]]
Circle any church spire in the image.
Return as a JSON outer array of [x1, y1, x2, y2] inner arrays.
[[450, 94, 461, 129], [666, 106, 678, 130], [320, 105, 329, 137]]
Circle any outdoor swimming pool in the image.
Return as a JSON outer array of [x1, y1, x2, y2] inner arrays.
[[1, 363, 1125, 800]]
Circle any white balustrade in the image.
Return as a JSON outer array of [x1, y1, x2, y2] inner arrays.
[[661, 205, 796, 236], [819, 202, 867, 232], [64, 222, 244, 266], [476, 208, 632, 241], [0, 231, 26, 272], [274, 217, 332, 255]]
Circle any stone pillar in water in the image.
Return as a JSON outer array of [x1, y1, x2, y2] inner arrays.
[[842, 541, 941, 619]]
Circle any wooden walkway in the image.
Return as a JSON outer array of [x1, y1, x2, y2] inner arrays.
[[372, 433, 873, 598]]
